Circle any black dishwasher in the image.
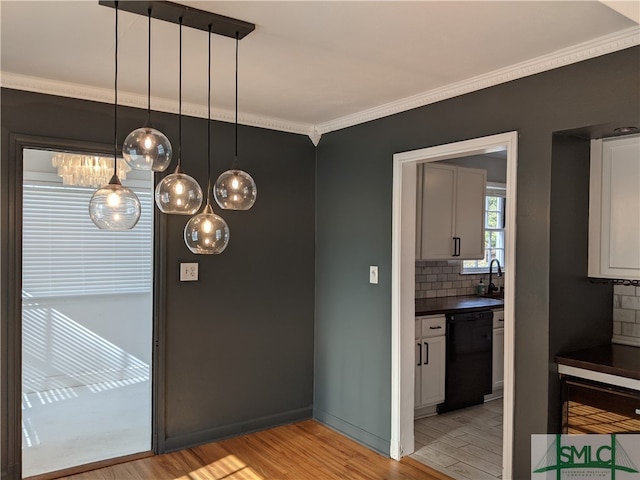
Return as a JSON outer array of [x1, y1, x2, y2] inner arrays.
[[437, 310, 493, 414]]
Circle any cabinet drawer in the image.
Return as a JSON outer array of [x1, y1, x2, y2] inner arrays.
[[563, 378, 640, 434], [418, 315, 445, 338]]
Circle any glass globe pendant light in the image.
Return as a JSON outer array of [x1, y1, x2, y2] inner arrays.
[[155, 17, 203, 215], [122, 8, 172, 172], [184, 26, 229, 255], [89, 1, 141, 231], [214, 32, 257, 211]]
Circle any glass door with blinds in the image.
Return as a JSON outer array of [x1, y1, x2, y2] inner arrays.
[[21, 148, 153, 477]]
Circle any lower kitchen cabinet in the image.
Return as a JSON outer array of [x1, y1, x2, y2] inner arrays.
[[415, 315, 446, 412], [492, 309, 504, 392]]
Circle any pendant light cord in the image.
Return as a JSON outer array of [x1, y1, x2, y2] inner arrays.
[[207, 25, 212, 201], [113, 1, 119, 177], [178, 17, 183, 168], [146, 8, 151, 122], [233, 31, 239, 170]]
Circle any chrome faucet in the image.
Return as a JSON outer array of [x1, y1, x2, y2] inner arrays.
[[488, 259, 502, 295]]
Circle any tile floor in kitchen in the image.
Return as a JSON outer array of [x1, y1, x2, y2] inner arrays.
[[412, 398, 503, 480]]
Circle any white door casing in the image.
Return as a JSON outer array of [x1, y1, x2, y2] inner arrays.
[[391, 131, 517, 480]]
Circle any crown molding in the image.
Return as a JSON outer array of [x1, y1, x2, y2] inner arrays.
[[2, 25, 638, 144], [0, 71, 315, 139], [316, 26, 640, 135]]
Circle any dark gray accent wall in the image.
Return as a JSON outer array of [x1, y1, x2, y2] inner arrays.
[[314, 46, 640, 478], [1, 89, 315, 477], [548, 132, 613, 432]]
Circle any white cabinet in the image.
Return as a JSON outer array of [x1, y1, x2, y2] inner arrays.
[[492, 310, 504, 392], [589, 134, 640, 280], [417, 163, 486, 260], [415, 315, 446, 411]]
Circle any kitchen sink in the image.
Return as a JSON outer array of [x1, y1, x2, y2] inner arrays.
[[482, 292, 504, 300]]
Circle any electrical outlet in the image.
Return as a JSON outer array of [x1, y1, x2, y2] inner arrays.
[[369, 266, 378, 284], [180, 262, 199, 282]]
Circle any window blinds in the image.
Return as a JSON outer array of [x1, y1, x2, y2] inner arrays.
[[22, 183, 153, 298]]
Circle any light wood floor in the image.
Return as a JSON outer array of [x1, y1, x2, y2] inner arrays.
[[412, 399, 503, 480], [55, 420, 452, 480]]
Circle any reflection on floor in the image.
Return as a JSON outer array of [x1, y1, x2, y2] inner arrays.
[[412, 398, 503, 480], [22, 380, 151, 478], [21, 300, 152, 478]]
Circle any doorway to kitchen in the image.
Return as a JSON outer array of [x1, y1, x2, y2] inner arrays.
[[390, 132, 517, 479], [20, 147, 154, 478]]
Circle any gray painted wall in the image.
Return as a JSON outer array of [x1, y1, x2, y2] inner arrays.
[[548, 133, 613, 431], [1, 89, 315, 477], [314, 46, 640, 478]]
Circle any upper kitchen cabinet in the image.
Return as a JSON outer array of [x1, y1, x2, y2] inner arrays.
[[589, 134, 640, 280], [416, 163, 486, 260]]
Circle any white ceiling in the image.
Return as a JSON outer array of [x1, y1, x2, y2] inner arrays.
[[1, 1, 638, 142]]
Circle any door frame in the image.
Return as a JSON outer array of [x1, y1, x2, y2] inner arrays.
[[390, 131, 517, 479], [3, 134, 165, 479]]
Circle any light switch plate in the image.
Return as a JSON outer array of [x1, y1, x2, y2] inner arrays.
[[180, 262, 199, 281], [369, 266, 378, 284]]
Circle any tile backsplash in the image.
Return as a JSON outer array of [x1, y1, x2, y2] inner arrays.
[[415, 263, 640, 344], [613, 285, 640, 344], [415, 260, 504, 298]]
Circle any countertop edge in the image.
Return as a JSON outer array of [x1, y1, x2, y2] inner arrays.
[[555, 344, 640, 385], [415, 305, 503, 316], [557, 364, 640, 391], [415, 295, 504, 316], [556, 357, 640, 381]]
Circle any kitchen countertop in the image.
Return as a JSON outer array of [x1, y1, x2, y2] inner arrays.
[[415, 295, 504, 315], [555, 344, 640, 381]]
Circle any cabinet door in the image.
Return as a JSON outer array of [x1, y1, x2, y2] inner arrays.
[[419, 335, 446, 407], [603, 136, 640, 274], [415, 340, 422, 407], [492, 327, 504, 391], [420, 164, 456, 259], [419, 164, 486, 260], [415, 319, 422, 407], [589, 134, 640, 279], [455, 168, 486, 259], [416, 164, 424, 259]]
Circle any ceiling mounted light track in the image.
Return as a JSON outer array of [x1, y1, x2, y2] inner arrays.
[[98, 1, 255, 39], [96, 0, 255, 244]]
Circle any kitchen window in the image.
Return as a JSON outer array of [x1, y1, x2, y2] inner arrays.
[[462, 183, 506, 274]]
